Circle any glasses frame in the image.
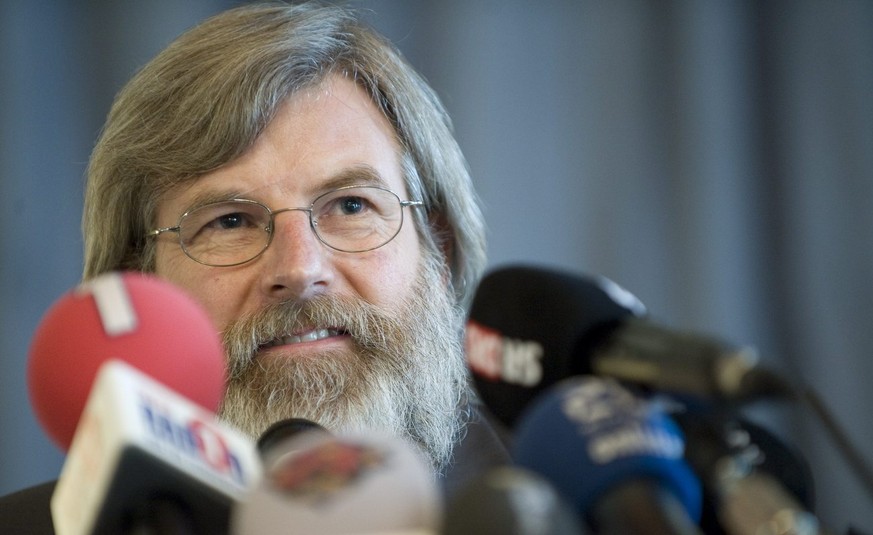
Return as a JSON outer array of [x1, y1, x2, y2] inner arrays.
[[146, 184, 423, 267]]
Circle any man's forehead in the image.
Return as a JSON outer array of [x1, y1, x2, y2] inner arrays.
[[153, 73, 408, 215]]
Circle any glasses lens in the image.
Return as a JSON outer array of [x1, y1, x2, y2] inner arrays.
[[179, 200, 270, 266], [311, 186, 404, 252]]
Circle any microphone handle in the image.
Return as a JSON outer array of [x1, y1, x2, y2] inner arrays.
[[718, 470, 833, 535], [125, 496, 197, 535], [588, 479, 703, 535]]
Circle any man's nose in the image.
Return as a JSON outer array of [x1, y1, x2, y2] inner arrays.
[[258, 209, 333, 301]]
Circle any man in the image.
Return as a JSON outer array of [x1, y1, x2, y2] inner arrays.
[[0, 2, 507, 531]]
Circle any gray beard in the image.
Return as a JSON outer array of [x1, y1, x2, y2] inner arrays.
[[217, 258, 471, 475]]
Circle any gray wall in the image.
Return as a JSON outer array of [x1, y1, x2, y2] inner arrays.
[[2, 1, 872, 531]]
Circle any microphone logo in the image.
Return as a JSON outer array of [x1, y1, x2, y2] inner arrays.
[[267, 440, 387, 505], [557, 378, 685, 465], [139, 395, 248, 486], [465, 320, 544, 387]]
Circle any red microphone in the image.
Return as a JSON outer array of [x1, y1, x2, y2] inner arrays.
[[26, 272, 261, 535], [27, 271, 225, 451]]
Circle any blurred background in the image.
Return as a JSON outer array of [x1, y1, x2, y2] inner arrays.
[[2, 0, 872, 530]]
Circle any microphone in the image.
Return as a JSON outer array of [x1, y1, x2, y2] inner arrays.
[[231, 430, 442, 534], [27, 272, 261, 534], [672, 411, 830, 535], [28, 271, 226, 451], [465, 265, 793, 427], [53, 360, 261, 535], [255, 417, 331, 493], [257, 418, 330, 458], [442, 466, 588, 534], [512, 376, 703, 535]]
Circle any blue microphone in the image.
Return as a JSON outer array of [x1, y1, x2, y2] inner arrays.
[[513, 376, 703, 534]]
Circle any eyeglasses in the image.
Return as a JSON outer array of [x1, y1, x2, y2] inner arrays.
[[147, 185, 423, 267]]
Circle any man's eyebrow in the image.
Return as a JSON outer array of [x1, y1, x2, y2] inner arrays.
[[317, 165, 392, 193], [179, 189, 248, 214]]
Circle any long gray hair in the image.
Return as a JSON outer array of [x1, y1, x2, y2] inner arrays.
[[82, 2, 485, 307]]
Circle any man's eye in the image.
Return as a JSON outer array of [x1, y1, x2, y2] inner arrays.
[[213, 212, 248, 229], [192, 209, 261, 237], [338, 196, 366, 215]]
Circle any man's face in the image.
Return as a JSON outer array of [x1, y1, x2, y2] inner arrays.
[[152, 74, 467, 472], [154, 74, 421, 336]]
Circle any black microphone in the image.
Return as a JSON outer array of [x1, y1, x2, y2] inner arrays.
[[672, 411, 831, 535], [465, 265, 793, 428], [256, 418, 329, 457], [443, 466, 588, 534]]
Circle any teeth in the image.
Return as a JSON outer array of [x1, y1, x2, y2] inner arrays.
[[267, 328, 340, 347]]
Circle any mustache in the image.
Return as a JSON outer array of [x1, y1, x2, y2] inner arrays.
[[221, 295, 407, 377]]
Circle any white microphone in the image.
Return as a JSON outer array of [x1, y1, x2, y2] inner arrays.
[[231, 430, 442, 534], [52, 360, 261, 535]]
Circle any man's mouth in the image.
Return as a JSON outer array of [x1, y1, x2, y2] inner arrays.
[[260, 328, 346, 348]]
